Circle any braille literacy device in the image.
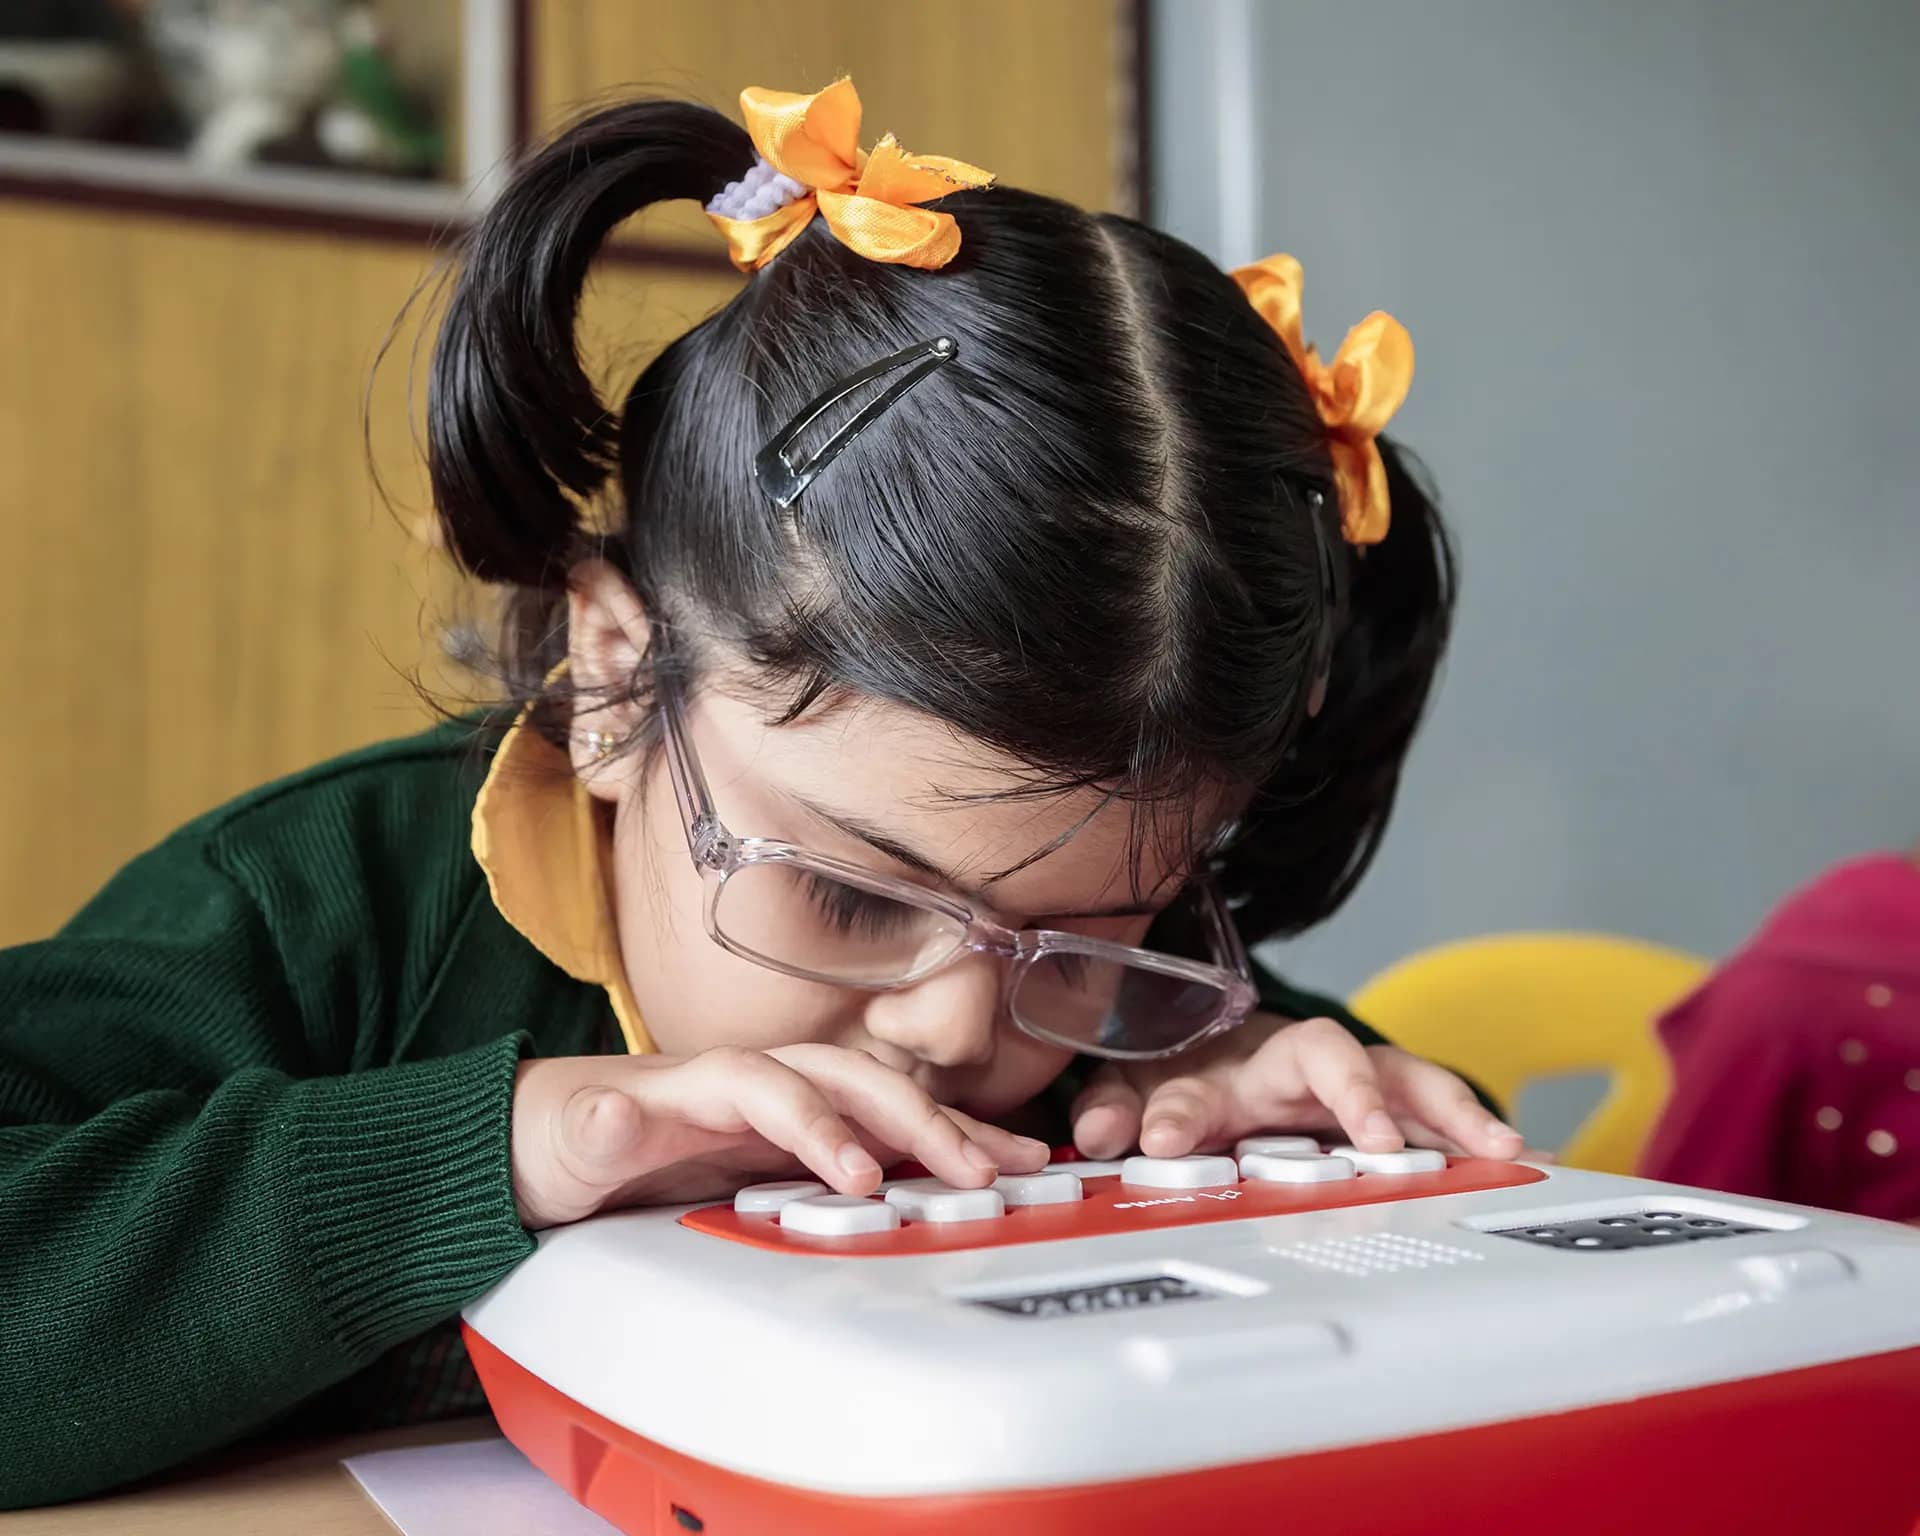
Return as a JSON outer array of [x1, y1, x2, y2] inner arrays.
[[462, 1143, 1920, 1535]]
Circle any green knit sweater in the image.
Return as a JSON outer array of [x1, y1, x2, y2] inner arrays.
[[0, 723, 1384, 1509]]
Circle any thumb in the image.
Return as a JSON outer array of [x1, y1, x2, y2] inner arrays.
[[558, 1084, 647, 1175]]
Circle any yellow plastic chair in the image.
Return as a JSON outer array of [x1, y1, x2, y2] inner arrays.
[[1350, 933, 1711, 1174]]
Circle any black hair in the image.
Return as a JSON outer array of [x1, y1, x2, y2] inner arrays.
[[423, 97, 1455, 943]]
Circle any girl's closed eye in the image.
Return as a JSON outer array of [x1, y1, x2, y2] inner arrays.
[[1044, 949, 1091, 989], [799, 872, 919, 938]]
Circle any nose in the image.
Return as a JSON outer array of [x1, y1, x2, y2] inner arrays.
[[862, 952, 1002, 1069]]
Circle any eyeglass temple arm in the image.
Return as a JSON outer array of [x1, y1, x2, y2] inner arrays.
[[657, 673, 726, 865], [753, 336, 959, 509], [1201, 878, 1258, 1001]]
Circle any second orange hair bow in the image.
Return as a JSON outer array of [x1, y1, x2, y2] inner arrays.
[[1233, 254, 1414, 547]]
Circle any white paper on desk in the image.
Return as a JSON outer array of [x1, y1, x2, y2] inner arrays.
[[344, 1437, 622, 1536]]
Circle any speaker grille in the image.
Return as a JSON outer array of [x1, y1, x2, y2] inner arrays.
[[1274, 1232, 1487, 1277]]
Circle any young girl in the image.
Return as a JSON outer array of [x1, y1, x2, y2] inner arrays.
[[0, 79, 1523, 1508]]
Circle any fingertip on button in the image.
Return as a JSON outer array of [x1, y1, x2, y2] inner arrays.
[[1138, 1119, 1193, 1158]]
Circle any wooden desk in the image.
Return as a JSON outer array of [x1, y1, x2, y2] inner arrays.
[[1, 1417, 502, 1535]]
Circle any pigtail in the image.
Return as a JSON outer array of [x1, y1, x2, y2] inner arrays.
[[427, 100, 752, 586], [1322, 438, 1456, 801], [1223, 438, 1457, 940]]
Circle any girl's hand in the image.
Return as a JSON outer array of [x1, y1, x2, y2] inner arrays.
[[1068, 1013, 1531, 1163], [510, 1044, 1051, 1229]]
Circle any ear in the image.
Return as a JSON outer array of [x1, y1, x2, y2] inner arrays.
[[565, 559, 653, 803]]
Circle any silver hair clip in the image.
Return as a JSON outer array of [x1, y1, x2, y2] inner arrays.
[[754, 336, 959, 509], [1303, 487, 1343, 719]]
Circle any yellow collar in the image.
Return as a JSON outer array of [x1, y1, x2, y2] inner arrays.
[[470, 711, 654, 1054]]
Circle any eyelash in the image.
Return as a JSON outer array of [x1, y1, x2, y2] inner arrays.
[[802, 874, 917, 939], [1049, 951, 1091, 988], [796, 879, 1162, 985], [799, 879, 1097, 989]]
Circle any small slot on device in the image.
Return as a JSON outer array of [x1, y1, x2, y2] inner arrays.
[[971, 1272, 1220, 1319]]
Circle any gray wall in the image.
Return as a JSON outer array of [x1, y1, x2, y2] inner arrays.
[[1154, 0, 1920, 995]]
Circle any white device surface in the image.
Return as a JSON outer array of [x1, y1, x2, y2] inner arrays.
[[465, 1154, 1920, 1499]]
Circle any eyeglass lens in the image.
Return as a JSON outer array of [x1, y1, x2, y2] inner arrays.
[[712, 861, 1233, 1050]]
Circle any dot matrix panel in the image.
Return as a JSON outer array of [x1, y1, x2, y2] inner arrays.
[[680, 1148, 1549, 1257], [1492, 1210, 1770, 1251]]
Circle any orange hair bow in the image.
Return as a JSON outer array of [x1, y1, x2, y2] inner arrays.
[[1232, 254, 1414, 547], [706, 77, 994, 272]]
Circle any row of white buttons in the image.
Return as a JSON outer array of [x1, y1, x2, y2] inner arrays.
[[735, 1170, 1085, 1235], [1118, 1145, 1449, 1190], [734, 1143, 1449, 1233], [1106, 1139, 1360, 1190], [1234, 1135, 1447, 1175]]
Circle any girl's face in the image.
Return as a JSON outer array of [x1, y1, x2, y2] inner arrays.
[[568, 568, 1201, 1122]]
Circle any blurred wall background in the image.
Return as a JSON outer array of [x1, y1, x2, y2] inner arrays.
[[1155, 0, 1920, 993], [0, 0, 1136, 944], [5, 0, 1915, 1007]]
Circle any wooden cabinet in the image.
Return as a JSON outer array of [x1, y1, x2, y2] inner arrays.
[[0, 0, 1136, 942]]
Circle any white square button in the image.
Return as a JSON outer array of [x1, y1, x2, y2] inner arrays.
[[883, 1181, 1007, 1223], [1240, 1152, 1356, 1184], [1120, 1154, 1241, 1190], [992, 1171, 1083, 1207], [1235, 1136, 1321, 1159], [779, 1195, 901, 1236], [1327, 1146, 1448, 1175], [733, 1180, 828, 1214]]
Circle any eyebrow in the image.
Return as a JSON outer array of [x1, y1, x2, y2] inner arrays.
[[780, 790, 1163, 920]]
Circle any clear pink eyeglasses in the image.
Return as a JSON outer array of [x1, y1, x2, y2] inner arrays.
[[657, 673, 1258, 1060]]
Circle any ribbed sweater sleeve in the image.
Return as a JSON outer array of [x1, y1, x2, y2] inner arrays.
[[0, 834, 533, 1508]]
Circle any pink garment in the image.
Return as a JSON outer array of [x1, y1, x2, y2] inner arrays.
[[1639, 853, 1920, 1221]]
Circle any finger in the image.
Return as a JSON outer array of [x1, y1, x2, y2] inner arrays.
[[639, 1047, 885, 1195], [1400, 1115, 1553, 1164], [944, 1109, 1053, 1173], [768, 1044, 1010, 1189], [1069, 1064, 1143, 1159], [1373, 1048, 1524, 1159], [1290, 1018, 1402, 1152], [1392, 1118, 1469, 1158], [1138, 1074, 1229, 1158], [1389, 1118, 1552, 1164]]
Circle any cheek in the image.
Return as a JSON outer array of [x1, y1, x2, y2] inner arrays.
[[608, 781, 855, 1057], [639, 951, 851, 1057]]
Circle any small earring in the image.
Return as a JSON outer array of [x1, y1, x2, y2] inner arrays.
[[585, 730, 616, 762]]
